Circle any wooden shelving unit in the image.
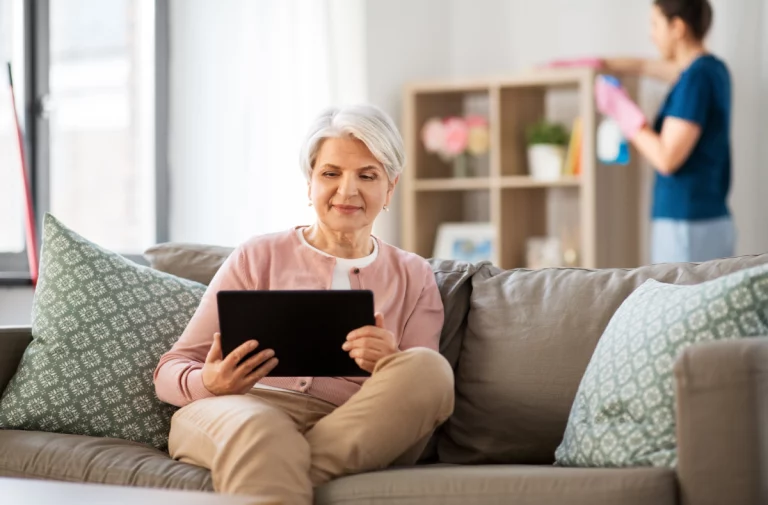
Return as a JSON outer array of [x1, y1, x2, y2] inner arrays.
[[401, 67, 642, 270]]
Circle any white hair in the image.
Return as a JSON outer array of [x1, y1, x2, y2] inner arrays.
[[299, 104, 405, 183]]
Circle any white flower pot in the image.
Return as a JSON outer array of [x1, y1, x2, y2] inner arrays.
[[527, 144, 565, 180]]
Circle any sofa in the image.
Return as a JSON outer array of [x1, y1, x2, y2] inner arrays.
[[1, 242, 767, 505]]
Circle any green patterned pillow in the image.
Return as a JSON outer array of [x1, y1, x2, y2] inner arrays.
[[555, 264, 768, 468], [0, 214, 206, 450]]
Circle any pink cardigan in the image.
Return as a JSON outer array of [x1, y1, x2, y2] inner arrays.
[[153, 228, 444, 408]]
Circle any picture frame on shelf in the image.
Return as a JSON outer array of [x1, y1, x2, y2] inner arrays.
[[433, 222, 495, 263], [526, 236, 564, 269]]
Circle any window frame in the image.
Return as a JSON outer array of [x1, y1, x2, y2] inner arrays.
[[0, 0, 170, 284]]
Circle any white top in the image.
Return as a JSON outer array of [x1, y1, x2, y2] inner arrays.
[[296, 227, 378, 289]]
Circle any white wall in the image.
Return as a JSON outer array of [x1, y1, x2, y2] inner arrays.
[[707, 0, 767, 255], [451, 0, 653, 76], [448, 0, 768, 256], [364, 0, 453, 243]]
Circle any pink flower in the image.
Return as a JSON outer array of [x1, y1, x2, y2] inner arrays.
[[442, 117, 469, 157], [465, 115, 488, 129], [421, 117, 445, 154]]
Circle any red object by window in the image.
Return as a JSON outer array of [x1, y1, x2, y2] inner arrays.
[[7, 63, 38, 286]]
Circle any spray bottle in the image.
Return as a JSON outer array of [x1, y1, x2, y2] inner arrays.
[[596, 75, 630, 165]]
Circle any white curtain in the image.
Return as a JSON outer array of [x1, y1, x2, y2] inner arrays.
[[168, 0, 336, 246]]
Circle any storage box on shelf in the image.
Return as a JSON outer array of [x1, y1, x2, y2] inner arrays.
[[401, 67, 642, 269]]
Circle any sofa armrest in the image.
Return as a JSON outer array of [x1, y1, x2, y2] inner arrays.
[[0, 326, 32, 395], [674, 337, 768, 505]]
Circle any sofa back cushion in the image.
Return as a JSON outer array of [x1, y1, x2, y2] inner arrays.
[[143, 243, 233, 285], [437, 253, 768, 465]]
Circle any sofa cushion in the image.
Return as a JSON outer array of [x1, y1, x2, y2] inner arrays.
[[417, 259, 482, 463], [556, 264, 768, 468], [0, 214, 206, 450], [316, 464, 676, 505], [426, 259, 483, 370], [0, 430, 212, 490], [438, 252, 768, 465], [144, 243, 233, 285], [0, 431, 675, 505]]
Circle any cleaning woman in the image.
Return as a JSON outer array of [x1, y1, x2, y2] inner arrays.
[[558, 0, 734, 263]]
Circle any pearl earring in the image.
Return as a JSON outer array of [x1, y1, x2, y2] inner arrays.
[[308, 201, 313, 207], [383, 205, 389, 212]]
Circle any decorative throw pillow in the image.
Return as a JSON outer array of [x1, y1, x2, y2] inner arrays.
[[555, 264, 768, 468], [0, 214, 206, 450]]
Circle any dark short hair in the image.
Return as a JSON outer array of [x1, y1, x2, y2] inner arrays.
[[654, 0, 713, 41]]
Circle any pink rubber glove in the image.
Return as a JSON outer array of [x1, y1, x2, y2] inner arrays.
[[546, 57, 603, 69], [594, 76, 646, 140]]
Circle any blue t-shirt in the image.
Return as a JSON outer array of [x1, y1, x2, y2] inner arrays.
[[652, 54, 732, 220]]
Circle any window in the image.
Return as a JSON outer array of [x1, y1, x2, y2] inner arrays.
[[0, 0, 167, 279], [48, 0, 156, 254], [0, 0, 28, 276]]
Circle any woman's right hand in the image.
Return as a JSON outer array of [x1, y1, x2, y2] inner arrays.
[[202, 333, 278, 396]]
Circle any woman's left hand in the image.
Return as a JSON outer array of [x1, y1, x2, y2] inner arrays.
[[342, 313, 398, 373]]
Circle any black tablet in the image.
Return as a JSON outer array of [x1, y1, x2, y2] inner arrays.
[[216, 290, 375, 377]]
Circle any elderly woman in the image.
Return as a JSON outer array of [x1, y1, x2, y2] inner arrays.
[[153, 104, 454, 505]]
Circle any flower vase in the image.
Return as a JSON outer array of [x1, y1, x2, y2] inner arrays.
[[452, 154, 470, 178], [527, 144, 565, 180]]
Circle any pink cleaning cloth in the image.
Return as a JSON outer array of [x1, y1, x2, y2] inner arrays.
[[546, 57, 603, 69], [594, 76, 646, 140]]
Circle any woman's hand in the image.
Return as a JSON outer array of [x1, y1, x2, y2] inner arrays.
[[594, 76, 647, 140], [342, 313, 398, 373], [202, 333, 278, 396]]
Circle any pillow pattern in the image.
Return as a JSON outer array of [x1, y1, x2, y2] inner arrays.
[[555, 264, 768, 467], [0, 214, 206, 450]]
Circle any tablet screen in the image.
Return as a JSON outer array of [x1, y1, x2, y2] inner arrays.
[[216, 290, 375, 377]]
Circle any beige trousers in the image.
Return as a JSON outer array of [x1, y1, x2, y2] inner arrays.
[[168, 348, 455, 505]]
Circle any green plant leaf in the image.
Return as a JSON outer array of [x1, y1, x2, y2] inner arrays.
[[525, 120, 570, 146]]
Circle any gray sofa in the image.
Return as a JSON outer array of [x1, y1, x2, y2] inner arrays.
[[2, 243, 768, 505]]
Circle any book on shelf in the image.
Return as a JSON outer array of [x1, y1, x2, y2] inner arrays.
[[563, 117, 582, 177]]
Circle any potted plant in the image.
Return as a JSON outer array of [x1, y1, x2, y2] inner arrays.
[[525, 120, 569, 180]]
